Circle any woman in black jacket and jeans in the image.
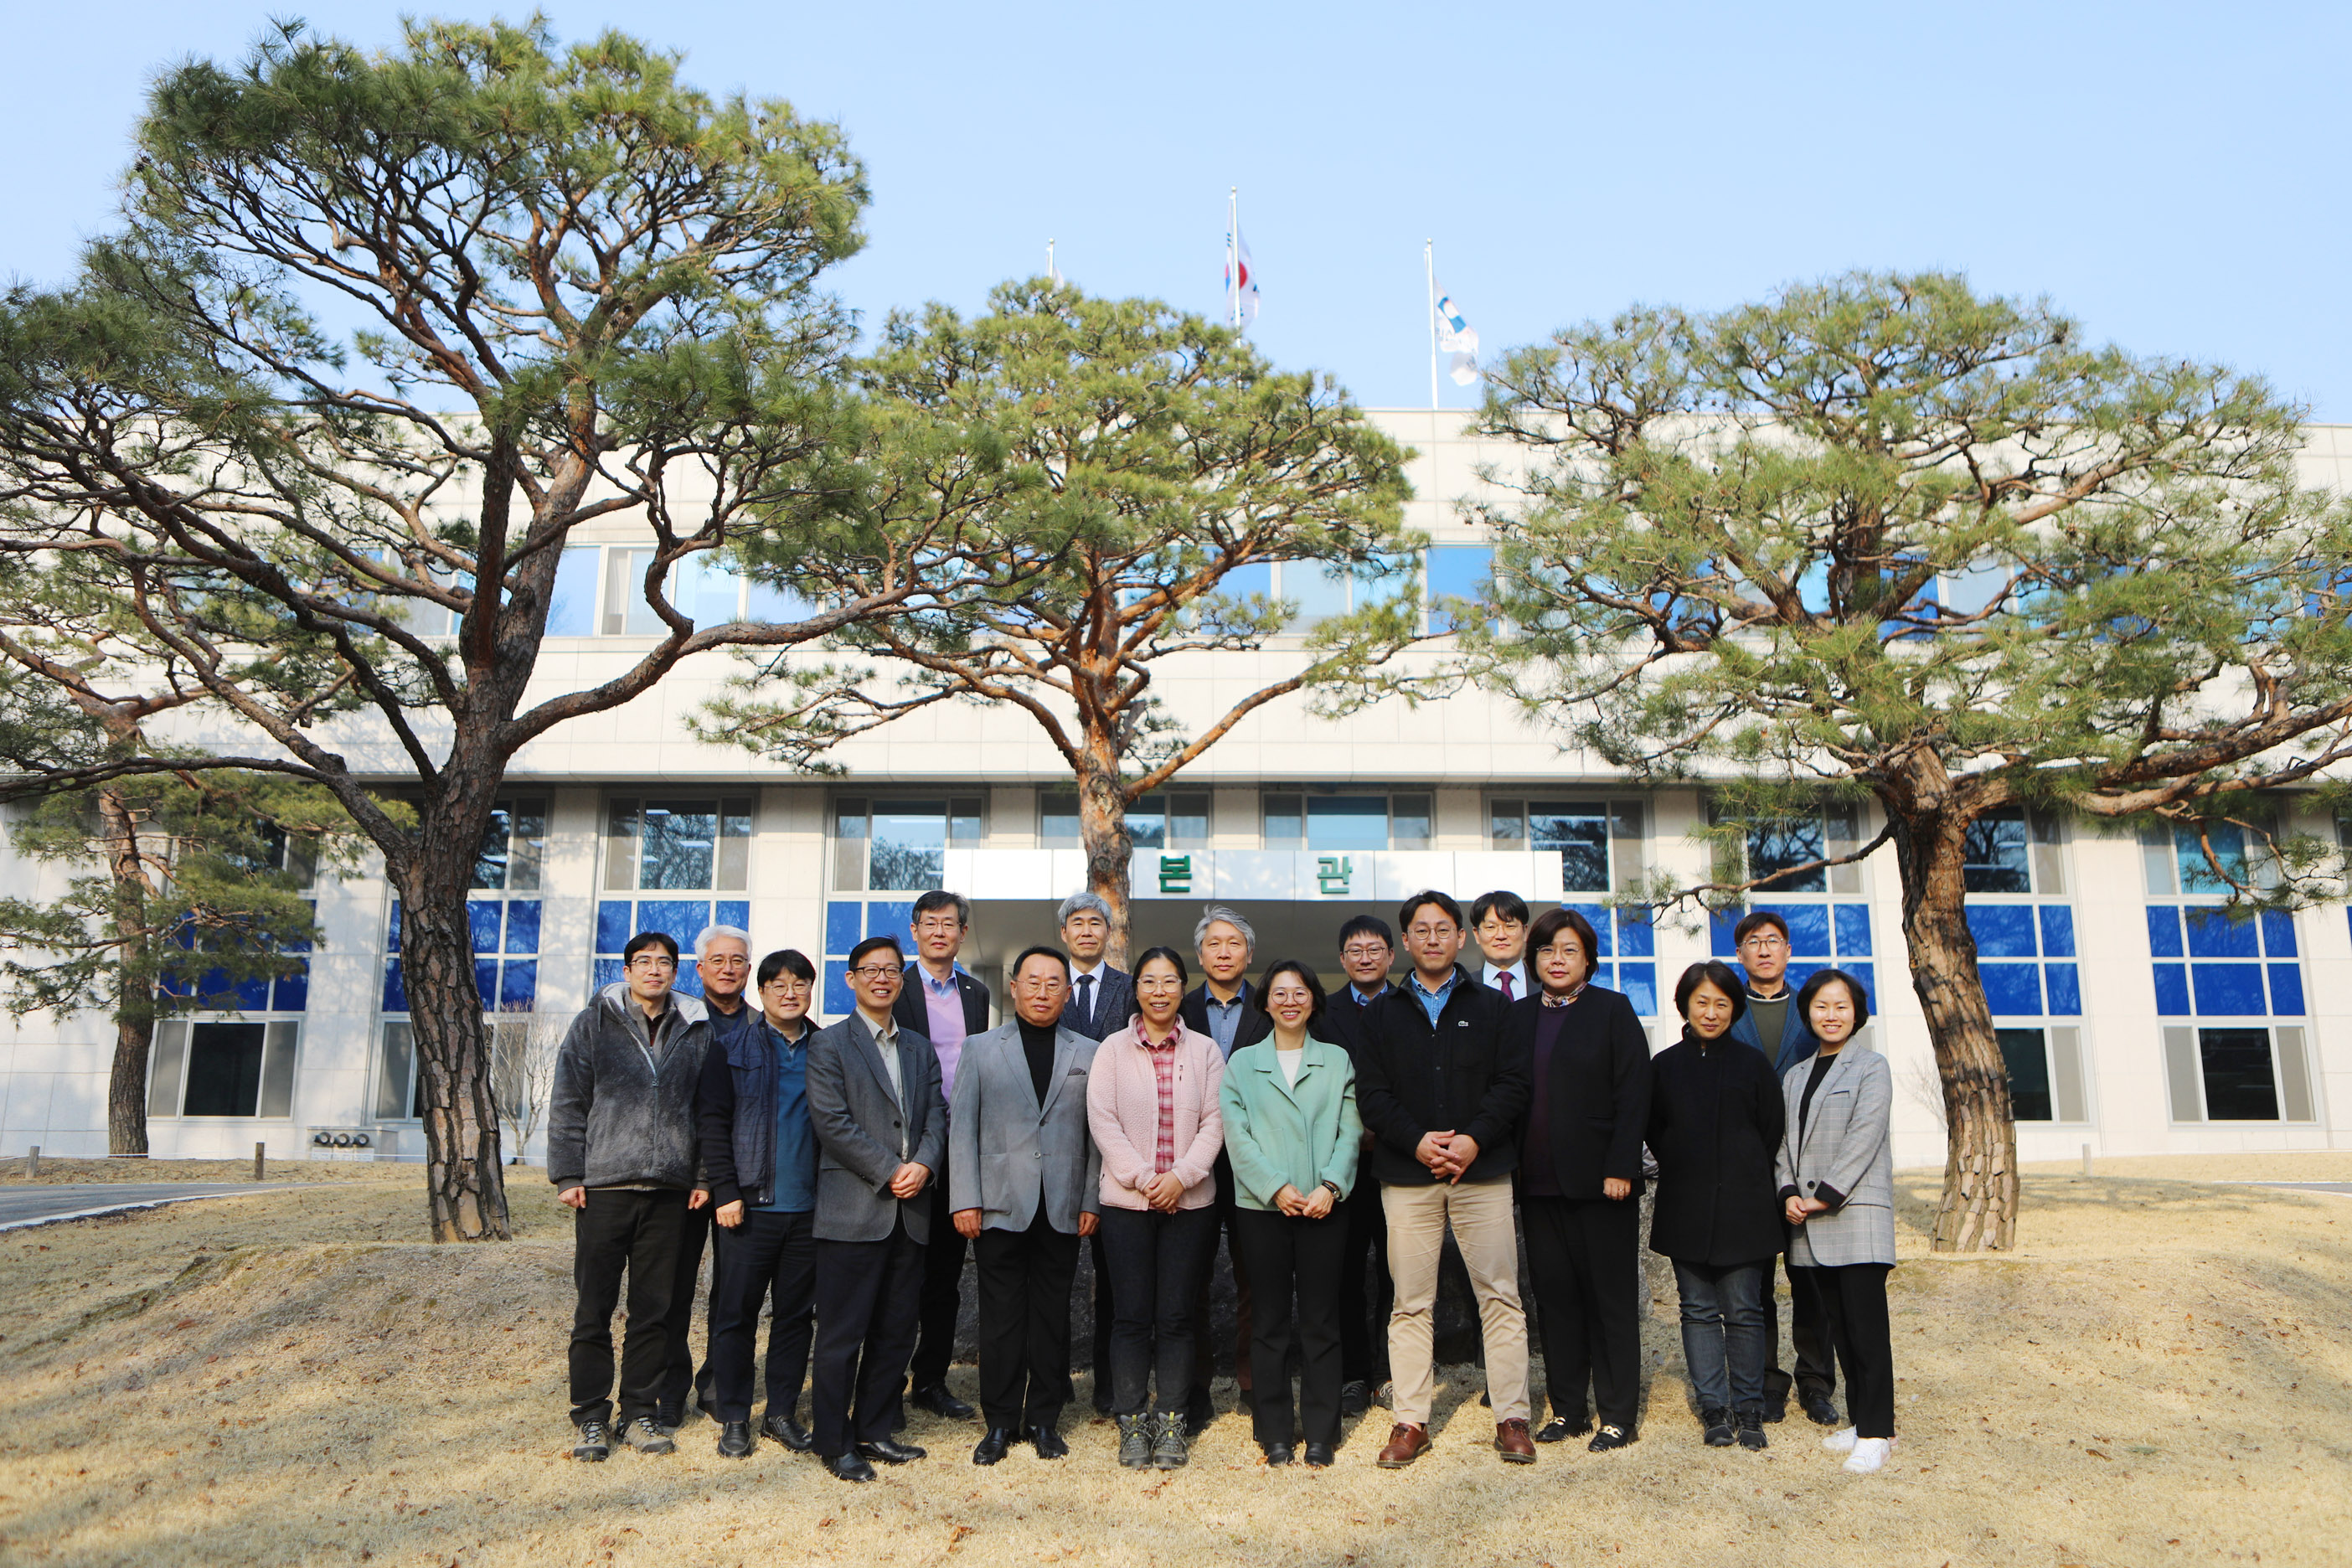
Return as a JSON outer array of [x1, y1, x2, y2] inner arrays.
[[1506, 906, 1652, 1451], [1646, 960, 1787, 1451]]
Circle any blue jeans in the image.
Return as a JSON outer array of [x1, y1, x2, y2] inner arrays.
[[1672, 1259, 1769, 1414]]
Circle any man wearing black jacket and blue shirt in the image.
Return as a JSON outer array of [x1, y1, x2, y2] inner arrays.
[[1724, 909, 1836, 1426], [549, 930, 714, 1462], [1325, 913, 1399, 1416], [696, 948, 822, 1460], [657, 924, 756, 1431], [1179, 904, 1271, 1431], [1056, 890, 1131, 1414], [1355, 890, 1535, 1468]]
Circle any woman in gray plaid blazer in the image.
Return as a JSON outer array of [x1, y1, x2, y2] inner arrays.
[[1775, 969, 1897, 1475]]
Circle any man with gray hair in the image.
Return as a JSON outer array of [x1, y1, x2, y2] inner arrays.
[[1178, 904, 1270, 1432], [1057, 888, 1132, 1412], [658, 923, 759, 1429]]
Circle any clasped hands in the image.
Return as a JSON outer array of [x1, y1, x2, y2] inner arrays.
[[1784, 1194, 1828, 1225], [1272, 1183, 1334, 1220], [1414, 1130, 1481, 1184]]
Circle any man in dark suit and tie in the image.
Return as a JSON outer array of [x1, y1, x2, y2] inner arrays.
[[807, 935, 947, 1482], [893, 890, 992, 1423], [1325, 913, 1399, 1416], [1056, 890, 1132, 1413]]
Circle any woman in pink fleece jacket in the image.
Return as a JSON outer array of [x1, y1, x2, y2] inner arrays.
[[1086, 945, 1225, 1471]]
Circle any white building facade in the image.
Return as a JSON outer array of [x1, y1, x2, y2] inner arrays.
[[5, 411, 2351, 1170]]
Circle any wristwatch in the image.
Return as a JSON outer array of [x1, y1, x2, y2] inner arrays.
[[1319, 1179, 1344, 1199]]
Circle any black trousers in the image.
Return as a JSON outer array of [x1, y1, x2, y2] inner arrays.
[[1787, 1254, 1836, 1398], [707, 1208, 818, 1425], [1336, 1177, 1391, 1385], [657, 1202, 714, 1414], [1232, 1207, 1347, 1447], [1795, 1262, 1895, 1438], [1089, 1230, 1114, 1407], [569, 1187, 688, 1428], [974, 1211, 1082, 1431], [811, 1218, 926, 1457], [908, 1176, 968, 1393], [1190, 1161, 1253, 1401], [1521, 1194, 1643, 1430], [1100, 1204, 1218, 1416]]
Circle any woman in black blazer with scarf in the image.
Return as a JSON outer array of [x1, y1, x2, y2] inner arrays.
[[1506, 906, 1653, 1450]]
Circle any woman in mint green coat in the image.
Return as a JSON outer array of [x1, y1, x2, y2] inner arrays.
[[1220, 958, 1362, 1467]]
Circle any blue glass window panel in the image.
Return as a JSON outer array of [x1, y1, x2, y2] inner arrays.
[[826, 901, 863, 957], [544, 546, 601, 636], [1844, 964, 1876, 1010], [467, 900, 503, 955], [2144, 906, 2182, 958], [596, 900, 634, 956], [2184, 909, 2259, 960], [498, 959, 538, 1012], [272, 962, 309, 1014], [2045, 963, 2081, 1016], [2259, 910, 2298, 959], [1750, 822, 1827, 895], [2039, 905, 2076, 958], [633, 899, 709, 949], [2345, 908, 2352, 949], [1283, 560, 1352, 625], [387, 899, 403, 953], [1834, 904, 1873, 958], [282, 900, 316, 954], [865, 900, 916, 941], [1619, 963, 1658, 1018], [1978, 963, 2044, 1018], [677, 553, 742, 627], [673, 966, 704, 1000], [746, 575, 815, 624], [2267, 963, 2306, 1018], [2190, 963, 2266, 1016], [1710, 910, 1742, 957], [641, 802, 720, 890], [1220, 561, 1274, 603], [1785, 961, 1828, 992], [1616, 908, 1654, 957], [383, 957, 409, 1014], [504, 900, 541, 956], [1426, 545, 1492, 632], [823, 959, 856, 1017], [2175, 821, 2248, 894], [1966, 905, 2039, 960], [1566, 904, 1614, 957], [716, 900, 750, 932], [1306, 796, 1389, 851], [1767, 904, 1831, 957], [2151, 964, 2190, 1015], [234, 973, 272, 1011], [593, 957, 626, 993], [472, 959, 499, 1011]]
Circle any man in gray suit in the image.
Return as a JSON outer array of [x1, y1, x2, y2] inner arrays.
[[951, 946, 1102, 1464], [806, 934, 946, 1483]]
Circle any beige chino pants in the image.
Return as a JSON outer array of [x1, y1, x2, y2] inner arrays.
[[1382, 1177, 1530, 1426]]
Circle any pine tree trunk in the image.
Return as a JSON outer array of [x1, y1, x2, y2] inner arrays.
[[96, 787, 151, 1158], [107, 1014, 152, 1158], [1885, 771, 2019, 1252], [394, 864, 511, 1240], [1075, 748, 1135, 972]]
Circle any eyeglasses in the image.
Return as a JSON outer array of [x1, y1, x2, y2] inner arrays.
[[701, 955, 749, 970], [1135, 976, 1184, 991], [627, 955, 677, 972], [914, 916, 965, 934], [1341, 945, 1390, 961], [762, 977, 813, 995], [849, 964, 900, 981], [1740, 935, 1787, 952], [1534, 944, 1586, 962]]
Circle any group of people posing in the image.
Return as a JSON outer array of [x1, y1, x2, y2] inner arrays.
[[545, 887, 1899, 1483]]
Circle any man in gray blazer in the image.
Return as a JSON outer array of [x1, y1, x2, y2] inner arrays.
[[806, 935, 946, 1483], [951, 946, 1102, 1464]]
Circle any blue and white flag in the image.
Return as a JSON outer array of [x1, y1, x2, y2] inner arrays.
[[1435, 289, 1480, 384]]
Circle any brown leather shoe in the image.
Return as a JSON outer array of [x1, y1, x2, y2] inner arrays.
[[1375, 1422, 1431, 1468], [1495, 1418, 1535, 1463]]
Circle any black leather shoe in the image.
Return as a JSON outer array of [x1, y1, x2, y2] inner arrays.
[[823, 1451, 876, 1483], [1763, 1390, 1789, 1423], [1302, 1442, 1336, 1467], [1587, 1423, 1635, 1452], [1026, 1423, 1069, 1459], [858, 1437, 926, 1465], [1802, 1392, 1841, 1426], [761, 1412, 814, 1452], [717, 1421, 754, 1458], [1338, 1380, 1369, 1419], [653, 1403, 683, 1434], [910, 1384, 976, 1421], [1261, 1441, 1295, 1465], [1183, 1394, 1215, 1437], [972, 1427, 1016, 1466], [1534, 1413, 1591, 1443]]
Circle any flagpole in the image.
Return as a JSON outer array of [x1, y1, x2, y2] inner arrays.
[[1047, 238, 1055, 281], [1229, 187, 1240, 329], [1426, 240, 1439, 411]]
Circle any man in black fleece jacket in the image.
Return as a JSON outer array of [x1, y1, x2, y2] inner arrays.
[[549, 931, 713, 1461]]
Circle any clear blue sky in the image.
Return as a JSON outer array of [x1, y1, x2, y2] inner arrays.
[[8, 3, 2349, 415]]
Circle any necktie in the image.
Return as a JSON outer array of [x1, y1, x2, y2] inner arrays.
[[1075, 972, 1094, 1031], [1498, 971, 1515, 1000]]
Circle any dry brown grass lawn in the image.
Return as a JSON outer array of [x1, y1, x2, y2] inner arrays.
[[0, 1164, 2346, 1568]]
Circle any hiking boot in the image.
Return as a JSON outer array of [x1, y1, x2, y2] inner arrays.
[[620, 1416, 674, 1456], [1150, 1412, 1190, 1469], [1736, 1409, 1767, 1451], [571, 1419, 611, 1462], [1700, 1407, 1736, 1447], [1117, 1414, 1153, 1469]]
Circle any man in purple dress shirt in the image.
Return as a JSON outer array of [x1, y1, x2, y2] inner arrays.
[[893, 890, 993, 1421]]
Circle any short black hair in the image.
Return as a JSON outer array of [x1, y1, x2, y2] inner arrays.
[[1794, 967, 1872, 1032], [623, 930, 679, 965], [1250, 958, 1328, 1026], [846, 933, 905, 972], [1132, 945, 1190, 990], [1523, 906, 1600, 993], [1396, 889, 1462, 932], [911, 890, 970, 927], [757, 948, 817, 988], [1471, 890, 1529, 928], [1336, 914, 1394, 953], [1673, 961, 1750, 1024], [1011, 945, 1070, 981], [1732, 910, 1790, 948]]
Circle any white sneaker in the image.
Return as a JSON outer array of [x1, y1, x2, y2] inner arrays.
[[1842, 1436, 1892, 1474], [1822, 1426, 1859, 1454]]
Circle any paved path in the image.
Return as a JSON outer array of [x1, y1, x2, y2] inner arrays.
[[2220, 1180, 2352, 1196], [0, 1183, 312, 1232]]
